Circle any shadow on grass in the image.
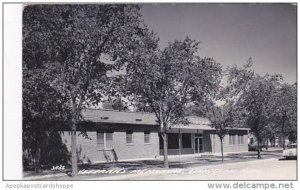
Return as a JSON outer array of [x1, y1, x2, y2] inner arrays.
[[24, 150, 284, 180]]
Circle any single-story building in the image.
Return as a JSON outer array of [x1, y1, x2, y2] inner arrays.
[[60, 108, 249, 163]]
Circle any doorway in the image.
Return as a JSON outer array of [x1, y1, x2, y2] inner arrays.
[[194, 136, 203, 153]]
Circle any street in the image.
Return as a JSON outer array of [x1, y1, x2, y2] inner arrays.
[[95, 158, 296, 180]]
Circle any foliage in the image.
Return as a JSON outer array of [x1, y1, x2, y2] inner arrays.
[[123, 36, 222, 167], [125, 37, 222, 126], [226, 58, 282, 158], [102, 98, 129, 111], [22, 68, 72, 173], [206, 102, 235, 138], [23, 4, 148, 175], [266, 83, 297, 147]]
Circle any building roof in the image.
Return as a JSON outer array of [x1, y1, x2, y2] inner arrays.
[[82, 108, 158, 125], [81, 108, 250, 131]]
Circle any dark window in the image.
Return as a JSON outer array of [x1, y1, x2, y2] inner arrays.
[[144, 131, 151, 144], [159, 135, 163, 149], [159, 134, 179, 149], [168, 133, 179, 149], [182, 133, 192, 148], [126, 130, 133, 144]]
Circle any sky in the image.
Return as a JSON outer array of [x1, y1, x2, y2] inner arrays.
[[141, 3, 297, 84]]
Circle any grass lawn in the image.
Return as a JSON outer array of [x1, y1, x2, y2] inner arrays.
[[23, 149, 283, 180]]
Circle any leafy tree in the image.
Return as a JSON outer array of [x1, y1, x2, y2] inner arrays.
[[22, 68, 72, 173], [205, 101, 235, 162], [241, 75, 281, 158], [102, 98, 129, 111], [266, 83, 297, 149], [133, 101, 154, 113], [226, 58, 281, 159], [124, 37, 222, 168], [185, 101, 207, 117], [23, 4, 147, 175], [260, 123, 277, 149]]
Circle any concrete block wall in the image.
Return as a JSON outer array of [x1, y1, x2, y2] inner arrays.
[[112, 131, 159, 160], [60, 128, 159, 163], [60, 128, 248, 163], [205, 131, 248, 154], [60, 131, 99, 163]]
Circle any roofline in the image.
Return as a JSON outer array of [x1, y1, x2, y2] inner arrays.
[[82, 109, 251, 131], [171, 127, 250, 131], [234, 128, 251, 131], [83, 108, 154, 115]]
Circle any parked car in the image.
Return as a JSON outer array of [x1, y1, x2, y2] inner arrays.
[[248, 141, 266, 151], [282, 143, 297, 160]]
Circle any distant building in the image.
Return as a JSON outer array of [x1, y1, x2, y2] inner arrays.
[[60, 109, 249, 163]]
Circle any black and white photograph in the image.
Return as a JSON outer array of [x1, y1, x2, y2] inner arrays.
[[2, 1, 298, 184]]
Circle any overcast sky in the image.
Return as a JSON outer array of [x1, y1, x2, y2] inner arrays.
[[141, 3, 297, 84]]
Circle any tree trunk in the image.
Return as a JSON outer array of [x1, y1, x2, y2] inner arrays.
[[33, 126, 41, 174], [257, 139, 261, 159], [282, 118, 286, 150], [33, 147, 41, 173], [163, 133, 169, 169], [71, 122, 78, 176], [220, 138, 224, 162], [282, 135, 286, 150]]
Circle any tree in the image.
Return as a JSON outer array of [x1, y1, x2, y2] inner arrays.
[[226, 58, 281, 159], [185, 101, 207, 117], [205, 101, 235, 162], [23, 68, 72, 173], [266, 83, 297, 149], [124, 37, 222, 168], [23, 4, 147, 176], [260, 123, 277, 149], [102, 98, 128, 111], [133, 101, 154, 113], [244, 75, 281, 159]]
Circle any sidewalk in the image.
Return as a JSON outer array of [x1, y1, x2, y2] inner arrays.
[[90, 158, 296, 180]]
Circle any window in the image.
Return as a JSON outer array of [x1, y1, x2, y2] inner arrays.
[[159, 135, 163, 149], [106, 132, 113, 148], [168, 133, 179, 149], [229, 135, 236, 145], [126, 130, 134, 144], [182, 133, 192, 148], [97, 131, 114, 150], [238, 135, 244, 145], [97, 132, 104, 150], [144, 131, 151, 144]]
